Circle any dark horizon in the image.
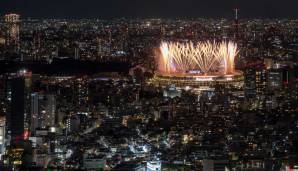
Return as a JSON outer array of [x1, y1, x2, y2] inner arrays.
[[1, 0, 298, 19]]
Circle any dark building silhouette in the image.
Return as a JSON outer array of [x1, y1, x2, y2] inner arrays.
[[10, 77, 25, 142]]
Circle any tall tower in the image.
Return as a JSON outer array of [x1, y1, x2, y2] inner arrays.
[[4, 14, 20, 47], [233, 8, 240, 39]]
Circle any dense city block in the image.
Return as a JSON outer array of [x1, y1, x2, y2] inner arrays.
[[0, 12, 298, 171]]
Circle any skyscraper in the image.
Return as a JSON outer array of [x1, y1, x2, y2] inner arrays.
[[244, 68, 257, 99], [0, 116, 6, 160], [43, 94, 56, 128], [10, 77, 26, 142], [30, 92, 39, 135], [267, 69, 283, 91], [4, 14, 20, 47]]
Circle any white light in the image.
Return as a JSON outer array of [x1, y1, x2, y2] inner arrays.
[[19, 69, 27, 74], [196, 77, 213, 81], [185, 86, 191, 91], [50, 127, 56, 133]]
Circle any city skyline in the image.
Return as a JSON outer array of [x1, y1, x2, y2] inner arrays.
[[0, 1, 298, 170]]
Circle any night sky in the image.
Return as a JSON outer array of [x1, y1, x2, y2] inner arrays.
[[1, 0, 298, 19]]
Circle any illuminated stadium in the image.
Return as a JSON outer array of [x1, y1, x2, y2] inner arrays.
[[149, 41, 244, 88]]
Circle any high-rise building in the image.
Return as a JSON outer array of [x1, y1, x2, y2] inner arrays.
[[4, 14, 20, 47], [245, 67, 267, 99], [30, 92, 39, 135], [33, 30, 41, 60], [73, 77, 89, 106], [30, 93, 56, 131], [244, 68, 257, 98], [0, 116, 6, 159], [10, 77, 26, 142], [43, 94, 56, 128], [2, 76, 13, 139], [267, 69, 283, 91], [3, 72, 32, 143], [32, 93, 56, 129], [256, 69, 267, 95]]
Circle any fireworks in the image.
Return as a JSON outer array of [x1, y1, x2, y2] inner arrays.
[[157, 41, 238, 75]]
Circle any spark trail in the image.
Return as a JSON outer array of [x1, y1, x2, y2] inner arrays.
[[157, 41, 238, 75]]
